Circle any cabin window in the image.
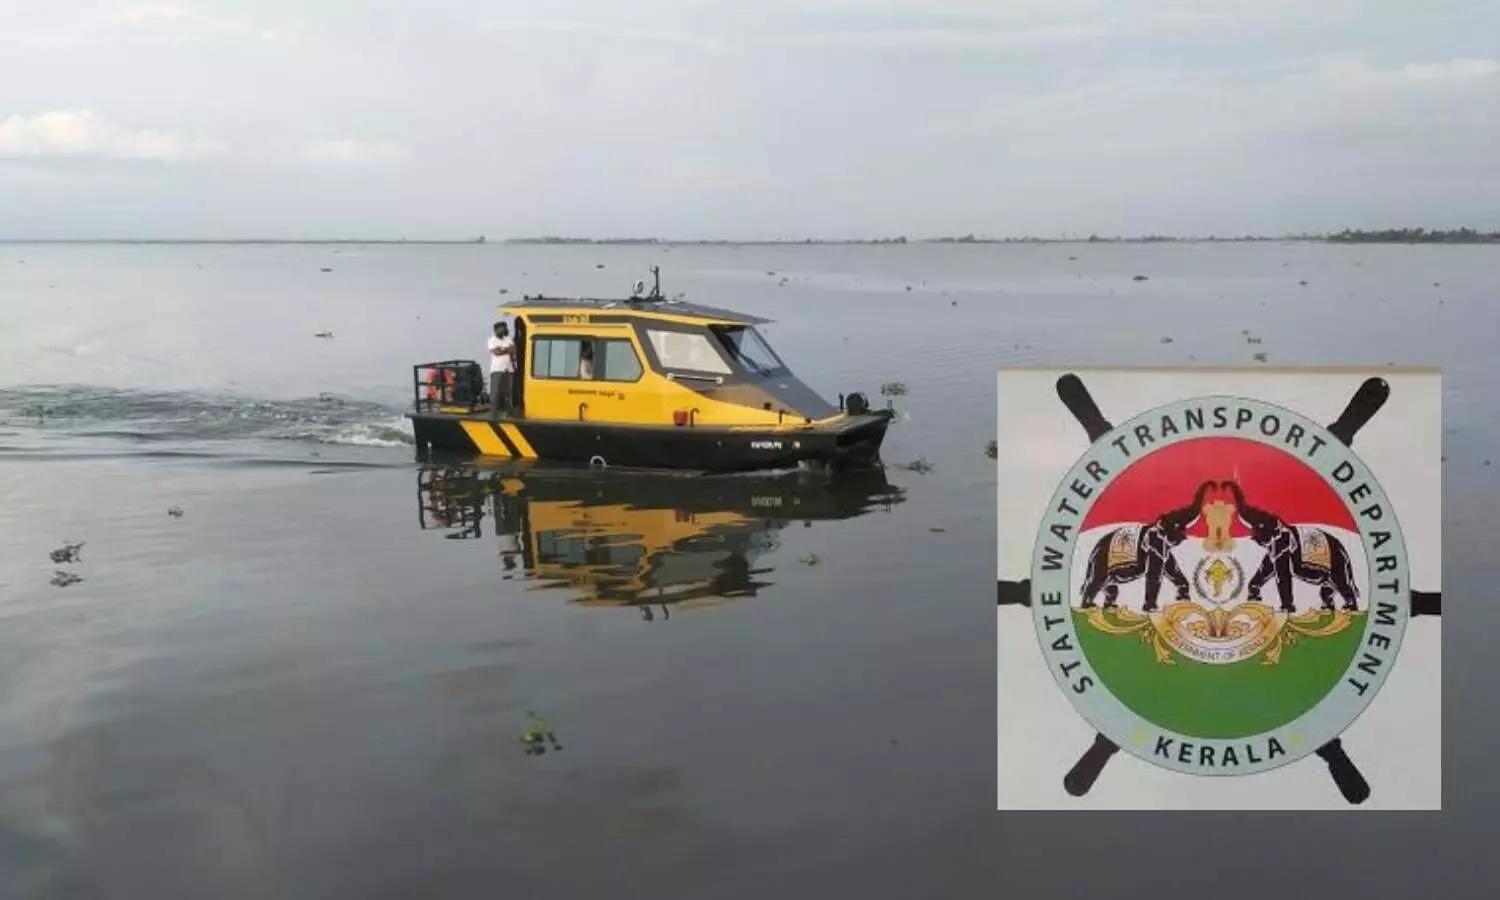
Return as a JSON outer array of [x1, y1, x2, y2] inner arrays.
[[531, 336, 643, 382], [596, 339, 643, 382], [535, 532, 646, 567], [531, 338, 581, 379], [535, 532, 587, 565], [711, 325, 785, 375], [645, 329, 733, 375]]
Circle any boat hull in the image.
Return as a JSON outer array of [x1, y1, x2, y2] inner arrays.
[[407, 412, 893, 473]]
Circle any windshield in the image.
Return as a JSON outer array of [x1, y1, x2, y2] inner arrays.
[[645, 328, 734, 375], [711, 326, 785, 375]]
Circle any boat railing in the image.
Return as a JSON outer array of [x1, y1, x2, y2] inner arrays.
[[413, 360, 487, 413], [416, 468, 485, 537]]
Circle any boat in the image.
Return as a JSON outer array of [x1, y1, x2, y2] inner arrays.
[[405, 267, 896, 473], [415, 463, 904, 616]]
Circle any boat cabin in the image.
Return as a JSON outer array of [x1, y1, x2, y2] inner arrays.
[[418, 268, 851, 429]]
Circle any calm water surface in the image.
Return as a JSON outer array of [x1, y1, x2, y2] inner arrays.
[[1, 242, 1496, 897]]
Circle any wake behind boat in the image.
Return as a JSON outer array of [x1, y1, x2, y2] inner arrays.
[[406, 267, 895, 473]]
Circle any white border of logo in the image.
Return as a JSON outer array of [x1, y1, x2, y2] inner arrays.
[[1029, 395, 1410, 776]]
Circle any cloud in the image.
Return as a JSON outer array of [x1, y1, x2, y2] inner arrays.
[[112, 6, 193, 27], [0, 110, 222, 162], [298, 139, 404, 164], [258, 24, 305, 43], [477, 18, 727, 51], [109, 4, 300, 43], [1315, 55, 1500, 86], [767, 22, 1115, 47]]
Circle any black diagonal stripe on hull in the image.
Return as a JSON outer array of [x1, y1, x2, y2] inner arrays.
[[490, 423, 522, 457]]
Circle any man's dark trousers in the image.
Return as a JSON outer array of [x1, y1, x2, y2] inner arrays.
[[490, 371, 513, 420]]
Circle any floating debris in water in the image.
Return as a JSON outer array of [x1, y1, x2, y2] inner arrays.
[[519, 712, 562, 755], [1068, 256, 1078, 261], [1253, 352, 1269, 363], [595, 264, 605, 269], [1160, 336, 1174, 343], [321, 267, 333, 273], [314, 331, 334, 339], [167, 506, 184, 518], [51, 570, 82, 588], [929, 525, 946, 533], [905, 285, 912, 291], [766, 271, 776, 276], [1299, 280, 1308, 286], [879, 381, 908, 397], [985, 439, 998, 459], [49, 541, 84, 564], [498, 288, 509, 294], [1132, 274, 1149, 281], [799, 553, 821, 565], [1433, 282, 1441, 287], [1245, 334, 1263, 344], [899, 457, 933, 474]]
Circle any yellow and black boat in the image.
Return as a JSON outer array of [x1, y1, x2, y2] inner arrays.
[[406, 267, 895, 473], [416, 463, 904, 616]]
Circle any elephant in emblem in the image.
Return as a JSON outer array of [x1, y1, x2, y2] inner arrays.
[[1221, 481, 1359, 613], [1079, 481, 1214, 613]]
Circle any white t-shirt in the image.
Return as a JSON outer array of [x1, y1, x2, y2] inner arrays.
[[488, 334, 515, 374]]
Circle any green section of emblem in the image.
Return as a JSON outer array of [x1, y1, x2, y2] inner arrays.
[[1075, 607, 1366, 738]]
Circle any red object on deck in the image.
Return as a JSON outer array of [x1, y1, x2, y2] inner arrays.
[[672, 409, 688, 426]]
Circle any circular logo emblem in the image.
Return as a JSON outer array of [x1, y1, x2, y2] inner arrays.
[[1030, 396, 1410, 776]]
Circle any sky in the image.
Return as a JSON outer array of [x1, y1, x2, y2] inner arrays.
[[1, 0, 1498, 240]]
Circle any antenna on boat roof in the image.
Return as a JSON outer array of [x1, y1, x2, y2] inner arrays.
[[631, 265, 663, 303]]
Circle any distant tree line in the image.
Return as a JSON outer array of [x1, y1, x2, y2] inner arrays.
[[1326, 227, 1500, 244], [501, 228, 1500, 246]]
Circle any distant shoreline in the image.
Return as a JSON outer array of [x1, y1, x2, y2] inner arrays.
[[3, 229, 1497, 246]]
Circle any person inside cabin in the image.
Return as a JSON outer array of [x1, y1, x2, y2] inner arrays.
[[578, 341, 595, 380], [488, 320, 517, 420]]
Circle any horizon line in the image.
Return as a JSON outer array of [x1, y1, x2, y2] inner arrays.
[[2, 227, 1497, 246]]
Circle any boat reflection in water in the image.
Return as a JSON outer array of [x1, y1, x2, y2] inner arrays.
[[416, 464, 906, 619]]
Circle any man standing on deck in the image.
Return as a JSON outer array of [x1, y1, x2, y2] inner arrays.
[[488, 320, 516, 420]]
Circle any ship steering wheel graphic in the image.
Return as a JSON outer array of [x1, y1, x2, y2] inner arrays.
[[997, 373, 1441, 805]]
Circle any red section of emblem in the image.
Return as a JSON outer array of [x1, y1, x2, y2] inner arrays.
[[1080, 436, 1356, 531]]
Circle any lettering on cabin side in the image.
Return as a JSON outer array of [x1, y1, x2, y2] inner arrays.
[[566, 388, 626, 400]]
